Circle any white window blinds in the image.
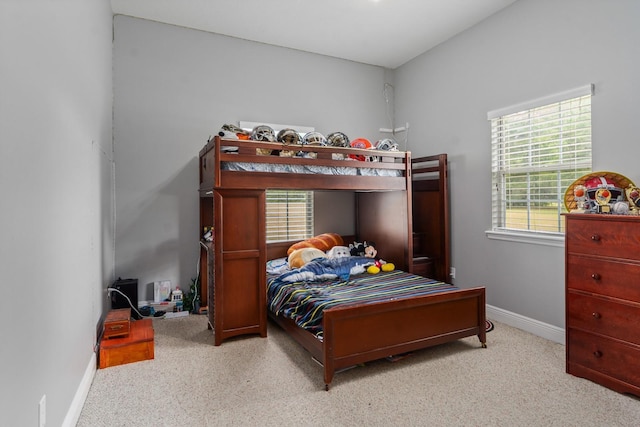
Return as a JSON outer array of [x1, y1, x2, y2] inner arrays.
[[265, 190, 314, 243], [489, 85, 593, 234]]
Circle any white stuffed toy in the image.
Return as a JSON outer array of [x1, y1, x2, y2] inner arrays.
[[326, 245, 351, 259], [217, 129, 239, 139], [217, 123, 251, 140]]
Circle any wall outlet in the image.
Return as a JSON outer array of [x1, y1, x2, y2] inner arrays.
[[450, 267, 456, 280], [39, 394, 46, 427]]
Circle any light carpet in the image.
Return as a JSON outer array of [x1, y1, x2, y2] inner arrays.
[[78, 314, 640, 426]]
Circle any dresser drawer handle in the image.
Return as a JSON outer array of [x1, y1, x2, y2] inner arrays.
[[592, 312, 601, 319], [591, 273, 601, 281], [593, 350, 603, 358], [590, 234, 601, 242]]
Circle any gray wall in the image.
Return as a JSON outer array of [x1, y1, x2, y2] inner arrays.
[[394, 0, 640, 328], [4, 1, 637, 421], [0, 1, 114, 425], [113, 16, 390, 298]]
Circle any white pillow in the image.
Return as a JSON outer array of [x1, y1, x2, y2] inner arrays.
[[266, 257, 290, 275]]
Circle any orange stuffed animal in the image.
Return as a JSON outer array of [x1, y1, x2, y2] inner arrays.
[[287, 233, 344, 256]]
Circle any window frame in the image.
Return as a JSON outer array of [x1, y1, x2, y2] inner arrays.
[[486, 85, 593, 247]]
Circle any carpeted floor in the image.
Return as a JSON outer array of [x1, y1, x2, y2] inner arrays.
[[78, 315, 640, 426]]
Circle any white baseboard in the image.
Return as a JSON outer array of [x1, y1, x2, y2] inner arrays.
[[486, 304, 565, 345], [62, 351, 97, 427]]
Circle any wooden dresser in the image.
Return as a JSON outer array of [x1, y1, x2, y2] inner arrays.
[[565, 213, 640, 396]]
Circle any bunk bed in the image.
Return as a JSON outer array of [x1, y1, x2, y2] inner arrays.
[[198, 135, 486, 389]]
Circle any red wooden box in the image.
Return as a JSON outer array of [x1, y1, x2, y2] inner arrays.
[[103, 308, 131, 339], [99, 318, 154, 368]]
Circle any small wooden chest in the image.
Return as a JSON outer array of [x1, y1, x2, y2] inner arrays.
[[103, 308, 131, 339], [99, 318, 154, 369]]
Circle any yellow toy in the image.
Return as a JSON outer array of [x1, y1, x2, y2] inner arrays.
[[367, 261, 395, 274], [367, 265, 380, 274], [352, 241, 395, 274]]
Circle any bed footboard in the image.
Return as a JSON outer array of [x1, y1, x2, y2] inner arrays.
[[322, 287, 486, 389]]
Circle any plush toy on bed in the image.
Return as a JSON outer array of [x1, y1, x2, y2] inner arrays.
[[367, 259, 395, 274], [349, 241, 377, 257], [287, 233, 344, 269], [349, 241, 365, 257], [288, 247, 327, 269], [287, 233, 344, 256], [363, 242, 377, 258], [326, 245, 351, 259], [349, 241, 395, 274]]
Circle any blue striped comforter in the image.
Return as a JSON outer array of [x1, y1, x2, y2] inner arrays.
[[267, 268, 458, 339]]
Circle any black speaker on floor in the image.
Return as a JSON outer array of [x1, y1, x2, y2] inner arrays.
[[110, 278, 140, 319]]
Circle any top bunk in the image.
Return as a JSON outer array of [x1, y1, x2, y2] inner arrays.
[[199, 135, 412, 193]]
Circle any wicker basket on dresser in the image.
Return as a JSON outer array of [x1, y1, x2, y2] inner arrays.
[[565, 213, 640, 396]]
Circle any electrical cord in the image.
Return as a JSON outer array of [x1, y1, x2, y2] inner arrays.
[[108, 241, 205, 318], [107, 287, 151, 319], [193, 240, 209, 307], [106, 241, 211, 331]]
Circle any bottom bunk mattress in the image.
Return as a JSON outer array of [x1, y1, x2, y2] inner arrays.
[[267, 266, 459, 340]]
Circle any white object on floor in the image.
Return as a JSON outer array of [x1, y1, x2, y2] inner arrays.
[[164, 311, 189, 319]]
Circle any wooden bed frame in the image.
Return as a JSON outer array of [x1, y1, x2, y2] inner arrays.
[[266, 241, 486, 390], [198, 136, 486, 388]]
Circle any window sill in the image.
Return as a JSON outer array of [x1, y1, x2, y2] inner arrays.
[[485, 229, 565, 248]]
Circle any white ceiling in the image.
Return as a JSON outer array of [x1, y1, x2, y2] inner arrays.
[[110, 0, 517, 69]]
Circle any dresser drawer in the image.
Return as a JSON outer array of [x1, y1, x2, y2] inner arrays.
[[567, 328, 640, 389], [567, 292, 640, 345], [567, 254, 640, 302], [565, 215, 640, 259]]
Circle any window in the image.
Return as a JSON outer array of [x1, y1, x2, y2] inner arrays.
[[489, 85, 593, 236], [266, 190, 313, 242], [238, 121, 316, 243]]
